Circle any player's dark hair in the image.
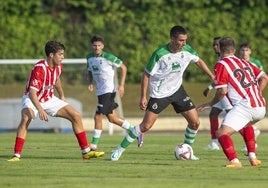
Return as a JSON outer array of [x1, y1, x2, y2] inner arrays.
[[91, 35, 104, 44], [213, 36, 221, 41], [170, 25, 187, 38], [219, 36, 235, 53], [45, 40, 65, 57], [239, 42, 251, 49]]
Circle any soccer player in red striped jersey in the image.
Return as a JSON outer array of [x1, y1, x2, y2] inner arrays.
[[198, 36, 268, 168], [8, 40, 104, 162]]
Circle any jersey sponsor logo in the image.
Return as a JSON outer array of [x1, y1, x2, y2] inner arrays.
[[172, 62, 181, 71]]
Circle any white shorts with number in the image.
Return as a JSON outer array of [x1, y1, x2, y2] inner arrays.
[[221, 102, 266, 131], [213, 96, 233, 110], [21, 94, 68, 118]]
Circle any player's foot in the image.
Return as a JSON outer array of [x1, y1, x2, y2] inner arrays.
[[137, 133, 144, 147], [191, 154, 199, 160], [250, 158, 261, 166], [7, 156, 20, 162], [111, 146, 125, 161], [225, 161, 242, 168], [82, 150, 104, 160], [204, 142, 220, 151], [90, 145, 98, 151]]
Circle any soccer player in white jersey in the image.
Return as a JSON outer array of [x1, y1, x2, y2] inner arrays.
[[86, 35, 143, 150], [8, 40, 104, 162], [198, 37, 268, 168], [110, 25, 214, 161]]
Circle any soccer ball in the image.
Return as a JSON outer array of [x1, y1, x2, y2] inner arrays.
[[174, 143, 193, 160]]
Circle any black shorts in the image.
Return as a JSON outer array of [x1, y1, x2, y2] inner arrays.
[[146, 85, 195, 114], [96, 92, 118, 115]]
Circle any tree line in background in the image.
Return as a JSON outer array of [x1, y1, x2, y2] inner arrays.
[[0, 0, 267, 84]]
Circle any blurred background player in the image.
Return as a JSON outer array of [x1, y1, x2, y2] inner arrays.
[[203, 37, 232, 151], [86, 35, 143, 150], [239, 42, 263, 151]]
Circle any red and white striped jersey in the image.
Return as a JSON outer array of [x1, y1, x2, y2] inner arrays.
[[214, 55, 265, 108], [25, 60, 63, 102]]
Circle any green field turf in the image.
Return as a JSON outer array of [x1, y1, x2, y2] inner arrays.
[[0, 132, 267, 188]]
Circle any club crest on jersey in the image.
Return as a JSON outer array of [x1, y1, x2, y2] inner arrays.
[[152, 103, 158, 110], [32, 79, 39, 86]]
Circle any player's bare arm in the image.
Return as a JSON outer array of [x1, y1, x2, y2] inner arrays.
[[55, 78, 66, 101], [258, 73, 268, 91], [87, 71, 94, 92], [117, 63, 127, 97], [139, 71, 149, 110], [195, 58, 215, 80], [197, 87, 227, 112]]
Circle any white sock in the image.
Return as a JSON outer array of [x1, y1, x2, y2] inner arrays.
[[93, 129, 102, 138], [121, 120, 132, 130]]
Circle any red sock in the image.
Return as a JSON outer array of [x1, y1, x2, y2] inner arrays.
[[218, 134, 237, 161], [75, 131, 90, 150], [210, 118, 219, 139], [14, 137, 25, 155], [242, 125, 255, 153], [239, 128, 244, 136]]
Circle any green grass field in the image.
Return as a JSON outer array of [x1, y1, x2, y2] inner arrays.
[[0, 132, 267, 188]]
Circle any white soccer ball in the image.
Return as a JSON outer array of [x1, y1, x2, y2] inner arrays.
[[174, 143, 193, 160]]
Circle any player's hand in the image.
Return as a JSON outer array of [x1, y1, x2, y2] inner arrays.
[[139, 97, 147, 110], [88, 84, 94, 92], [38, 109, 49, 121], [117, 85, 125, 97], [196, 103, 211, 112], [203, 88, 210, 97]]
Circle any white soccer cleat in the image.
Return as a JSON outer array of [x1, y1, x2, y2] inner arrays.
[[111, 146, 125, 161], [190, 154, 200, 160], [204, 142, 220, 151]]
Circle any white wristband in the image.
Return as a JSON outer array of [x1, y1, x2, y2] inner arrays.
[[208, 85, 213, 90]]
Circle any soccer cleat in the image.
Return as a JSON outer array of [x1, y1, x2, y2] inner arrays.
[[250, 158, 261, 166], [190, 154, 199, 160], [225, 161, 242, 168], [137, 133, 144, 147], [204, 142, 220, 151], [82, 150, 104, 160], [7, 156, 20, 162], [111, 146, 125, 161]]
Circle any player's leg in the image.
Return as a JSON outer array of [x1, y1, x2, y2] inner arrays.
[[217, 125, 242, 168], [180, 109, 200, 160], [111, 110, 158, 161], [8, 108, 34, 162], [90, 112, 103, 150], [56, 102, 104, 159], [205, 107, 222, 150]]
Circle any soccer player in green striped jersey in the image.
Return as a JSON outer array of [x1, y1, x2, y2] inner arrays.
[[86, 35, 142, 150], [111, 25, 214, 161]]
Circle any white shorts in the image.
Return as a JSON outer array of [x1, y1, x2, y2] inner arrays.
[[221, 102, 266, 131], [213, 96, 233, 110], [22, 94, 68, 118]]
